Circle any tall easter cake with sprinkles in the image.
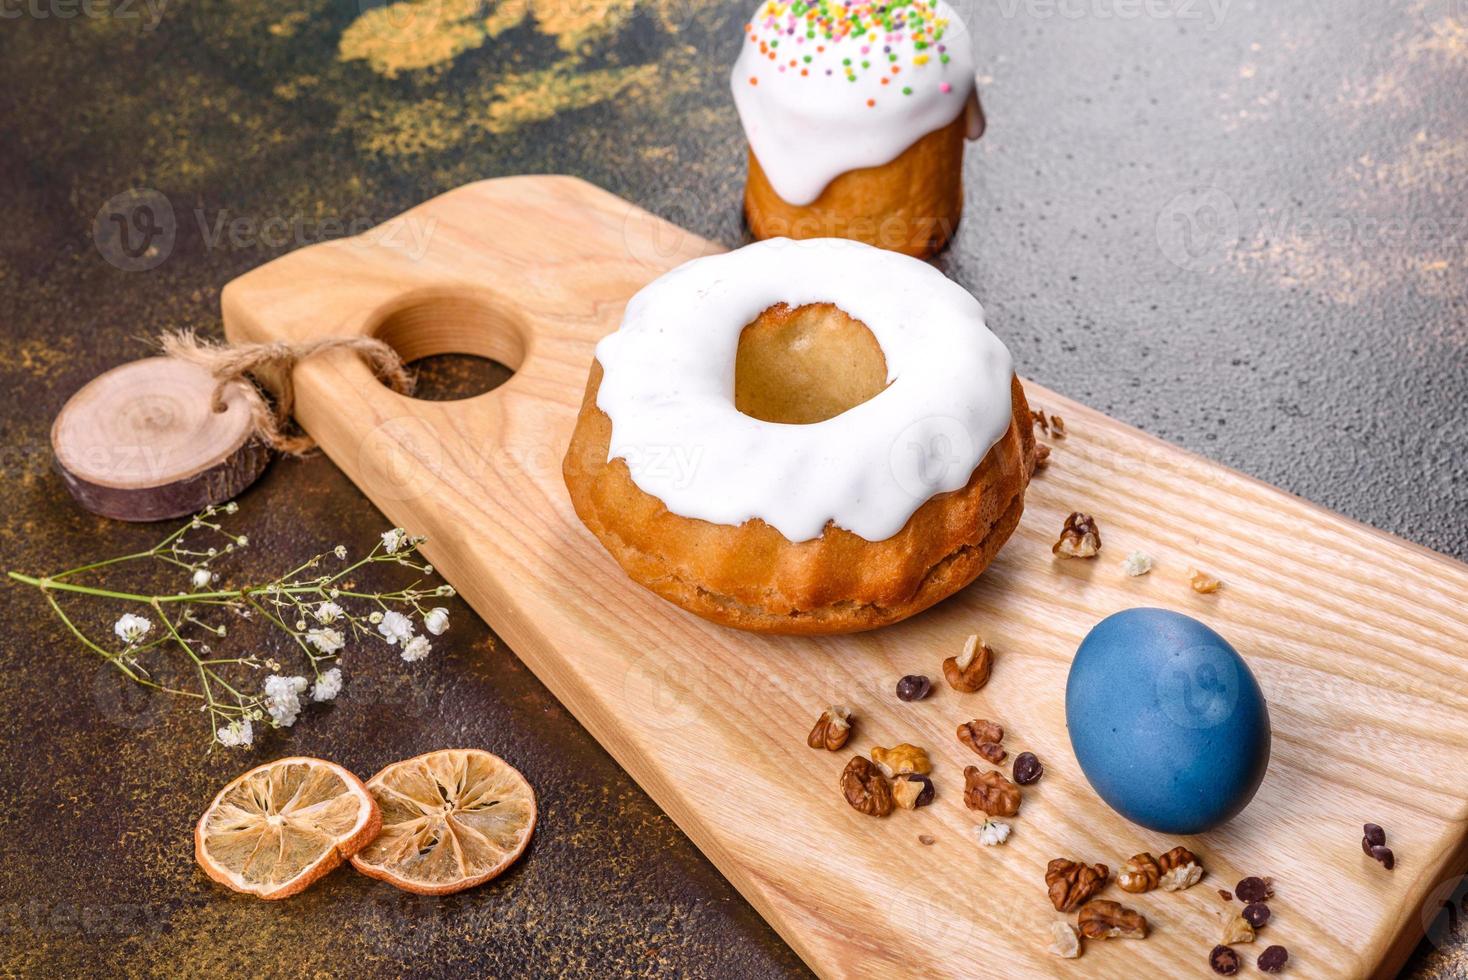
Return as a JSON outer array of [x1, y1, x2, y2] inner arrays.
[[732, 0, 984, 258]]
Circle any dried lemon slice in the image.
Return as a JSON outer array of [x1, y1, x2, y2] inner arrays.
[[194, 756, 381, 900], [349, 748, 537, 895]]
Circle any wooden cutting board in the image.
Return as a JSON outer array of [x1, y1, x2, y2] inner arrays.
[[222, 175, 1468, 979]]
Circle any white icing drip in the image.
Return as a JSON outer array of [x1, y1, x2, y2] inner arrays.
[[731, 0, 979, 207], [594, 239, 1015, 543]]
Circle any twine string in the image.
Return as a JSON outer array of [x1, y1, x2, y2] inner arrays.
[[159, 330, 415, 455]]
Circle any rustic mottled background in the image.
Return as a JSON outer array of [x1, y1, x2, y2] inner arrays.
[[1, 0, 1464, 976]]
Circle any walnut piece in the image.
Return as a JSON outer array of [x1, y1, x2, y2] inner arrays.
[[891, 773, 934, 810], [840, 756, 892, 817], [1078, 900, 1148, 940], [942, 635, 993, 692], [1053, 512, 1102, 558], [1157, 846, 1204, 891], [956, 719, 1006, 764], [1046, 859, 1109, 913], [963, 767, 1021, 817], [1189, 568, 1222, 594], [870, 743, 931, 778], [1046, 921, 1081, 959], [1033, 443, 1052, 472], [1221, 914, 1255, 945], [806, 705, 851, 751], [1117, 852, 1161, 894], [1031, 409, 1050, 435]]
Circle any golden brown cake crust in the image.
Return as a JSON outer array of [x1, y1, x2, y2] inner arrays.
[[743, 113, 967, 260], [562, 364, 1034, 635]]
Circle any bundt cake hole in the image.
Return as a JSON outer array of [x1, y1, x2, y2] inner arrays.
[[734, 302, 889, 425]]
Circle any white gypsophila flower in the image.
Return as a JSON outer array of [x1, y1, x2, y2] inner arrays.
[[113, 613, 152, 645], [976, 820, 1012, 846], [306, 628, 345, 655], [311, 667, 343, 703], [263, 674, 308, 727], [400, 635, 431, 663], [1122, 550, 1155, 577], [424, 607, 450, 636], [376, 610, 414, 646], [380, 528, 408, 554], [216, 718, 254, 748], [314, 601, 344, 624], [222, 502, 239, 514], [333, 545, 348, 560], [192, 568, 213, 589]]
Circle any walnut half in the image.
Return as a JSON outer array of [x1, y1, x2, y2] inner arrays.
[[807, 705, 851, 751], [1157, 846, 1204, 891], [1046, 859, 1110, 913], [1052, 512, 1102, 558], [942, 635, 993, 692], [964, 767, 1021, 817], [1078, 900, 1148, 940], [840, 756, 892, 817], [870, 743, 931, 778], [956, 719, 1006, 764], [1117, 852, 1161, 894]]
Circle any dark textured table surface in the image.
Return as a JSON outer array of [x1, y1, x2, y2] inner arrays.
[[1, 0, 1464, 976]]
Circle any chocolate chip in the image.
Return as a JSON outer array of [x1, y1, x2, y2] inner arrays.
[[1210, 944, 1241, 975], [1258, 945, 1289, 973], [1012, 751, 1043, 785], [1218, 889, 1234, 902], [1363, 823, 1386, 847], [1243, 902, 1271, 928], [1369, 844, 1395, 870], [896, 674, 931, 701], [1236, 876, 1272, 903]]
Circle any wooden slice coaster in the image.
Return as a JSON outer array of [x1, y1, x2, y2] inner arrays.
[[51, 357, 271, 522]]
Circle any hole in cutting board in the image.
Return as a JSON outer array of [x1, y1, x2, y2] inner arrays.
[[371, 291, 525, 402]]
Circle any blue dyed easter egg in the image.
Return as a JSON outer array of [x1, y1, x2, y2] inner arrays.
[[1065, 608, 1270, 835]]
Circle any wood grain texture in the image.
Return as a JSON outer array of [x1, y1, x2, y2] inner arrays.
[[221, 175, 1468, 979]]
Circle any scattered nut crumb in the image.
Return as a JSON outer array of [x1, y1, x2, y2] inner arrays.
[[840, 756, 892, 818], [918, 834, 936, 846], [1045, 858, 1110, 912], [891, 773, 935, 810], [1031, 410, 1050, 435], [1117, 852, 1160, 894], [806, 705, 851, 751], [1046, 921, 1081, 959], [1122, 550, 1154, 577], [1218, 889, 1234, 902], [1222, 914, 1256, 945], [1053, 512, 1102, 558], [1158, 846, 1204, 891], [964, 767, 1022, 817], [1050, 415, 1066, 438], [956, 719, 1005, 763], [942, 635, 993, 692], [976, 819, 1012, 847], [1079, 899, 1148, 940], [870, 743, 931, 778], [1189, 568, 1223, 594], [1034, 443, 1052, 471]]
